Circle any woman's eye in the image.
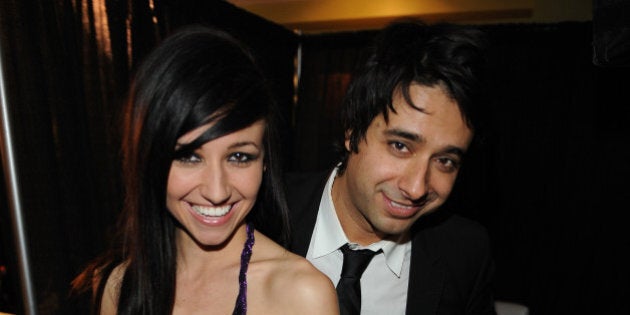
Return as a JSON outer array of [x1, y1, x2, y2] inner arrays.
[[228, 152, 256, 164], [175, 153, 201, 164]]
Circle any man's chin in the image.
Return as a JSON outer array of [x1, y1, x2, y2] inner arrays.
[[373, 219, 415, 239]]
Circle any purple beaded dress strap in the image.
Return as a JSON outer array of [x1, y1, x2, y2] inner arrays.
[[233, 222, 255, 315]]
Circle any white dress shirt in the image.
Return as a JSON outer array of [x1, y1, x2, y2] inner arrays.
[[305, 168, 411, 315]]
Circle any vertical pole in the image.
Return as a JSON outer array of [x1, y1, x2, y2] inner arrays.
[[0, 30, 38, 315]]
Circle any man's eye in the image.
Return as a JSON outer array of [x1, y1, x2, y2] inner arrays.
[[435, 157, 460, 173], [389, 141, 408, 152]]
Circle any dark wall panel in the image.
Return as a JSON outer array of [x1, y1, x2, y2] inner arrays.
[[0, 1, 296, 314], [293, 21, 629, 315]]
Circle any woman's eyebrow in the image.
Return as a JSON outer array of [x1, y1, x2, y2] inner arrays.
[[228, 141, 260, 150]]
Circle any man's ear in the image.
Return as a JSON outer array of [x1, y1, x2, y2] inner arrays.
[[344, 129, 352, 151]]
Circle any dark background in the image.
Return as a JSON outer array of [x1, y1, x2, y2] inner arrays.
[[1, 0, 628, 314]]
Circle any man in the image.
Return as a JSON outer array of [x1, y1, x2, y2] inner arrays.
[[286, 20, 496, 314]]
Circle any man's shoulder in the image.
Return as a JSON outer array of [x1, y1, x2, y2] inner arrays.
[[415, 211, 488, 235], [441, 213, 489, 237], [412, 211, 491, 255], [410, 213, 495, 313]]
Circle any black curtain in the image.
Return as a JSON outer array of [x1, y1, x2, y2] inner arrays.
[[456, 22, 629, 315], [291, 31, 374, 172], [0, 1, 296, 314], [292, 21, 629, 315]]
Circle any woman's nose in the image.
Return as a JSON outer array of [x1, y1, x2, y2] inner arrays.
[[199, 162, 231, 204]]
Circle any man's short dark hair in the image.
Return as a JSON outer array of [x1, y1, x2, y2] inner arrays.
[[337, 20, 487, 174]]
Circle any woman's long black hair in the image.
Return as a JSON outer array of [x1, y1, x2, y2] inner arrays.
[[70, 25, 290, 314]]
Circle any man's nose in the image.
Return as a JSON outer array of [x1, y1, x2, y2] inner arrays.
[[398, 160, 429, 202]]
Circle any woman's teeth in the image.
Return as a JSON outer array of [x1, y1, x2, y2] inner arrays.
[[192, 205, 231, 217]]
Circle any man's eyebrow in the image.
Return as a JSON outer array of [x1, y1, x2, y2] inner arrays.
[[385, 129, 467, 157], [443, 146, 466, 157], [384, 128, 424, 143]]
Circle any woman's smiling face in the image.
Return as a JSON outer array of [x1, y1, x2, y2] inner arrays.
[[166, 119, 265, 247]]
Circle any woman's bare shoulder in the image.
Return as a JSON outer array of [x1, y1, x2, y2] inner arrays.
[[99, 262, 127, 315], [279, 255, 339, 314], [252, 232, 339, 314]]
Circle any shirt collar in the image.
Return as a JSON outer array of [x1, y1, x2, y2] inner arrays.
[[310, 167, 410, 277]]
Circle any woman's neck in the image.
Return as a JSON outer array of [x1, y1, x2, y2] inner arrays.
[[175, 222, 248, 275]]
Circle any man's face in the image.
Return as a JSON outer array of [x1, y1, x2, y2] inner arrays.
[[334, 83, 473, 244]]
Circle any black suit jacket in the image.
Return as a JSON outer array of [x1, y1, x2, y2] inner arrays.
[[286, 170, 496, 315]]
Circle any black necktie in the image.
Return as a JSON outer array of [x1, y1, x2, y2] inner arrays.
[[336, 244, 378, 315]]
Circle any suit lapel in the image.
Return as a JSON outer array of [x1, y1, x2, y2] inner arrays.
[[288, 170, 447, 313], [406, 231, 446, 314], [291, 198, 319, 257], [287, 171, 330, 257]]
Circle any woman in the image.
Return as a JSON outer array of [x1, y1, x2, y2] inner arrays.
[[69, 25, 338, 314]]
